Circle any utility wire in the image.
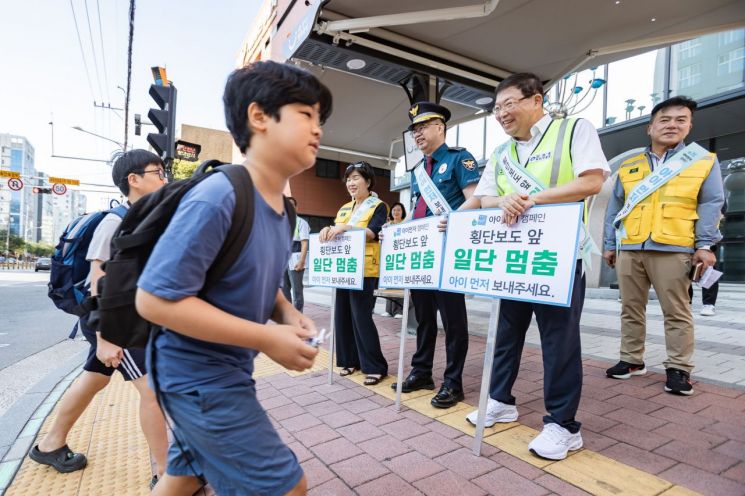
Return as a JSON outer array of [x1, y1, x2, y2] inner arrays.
[[96, 0, 111, 103], [69, 0, 96, 101], [83, 0, 105, 102], [123, 0, 135, 151]]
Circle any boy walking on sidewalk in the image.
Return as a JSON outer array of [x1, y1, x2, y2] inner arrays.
[[136, 61, 332, 495], [30, 150, 169, 486]]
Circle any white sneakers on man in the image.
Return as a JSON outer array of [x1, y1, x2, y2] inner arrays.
[[465, 398, 518, 427], [700, 304, 715, 316], [528, 423, 583, 460]]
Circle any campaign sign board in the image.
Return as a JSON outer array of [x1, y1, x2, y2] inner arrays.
[[379, 217, 444, 290], [440, 203, 583, 307], [309, 229, 366, 290]]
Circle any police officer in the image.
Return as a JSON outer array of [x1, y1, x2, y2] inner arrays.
[[463, 73, 609, 460], [390, 101, 480, 408]]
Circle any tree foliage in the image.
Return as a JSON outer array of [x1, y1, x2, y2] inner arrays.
[[172, 159, 197, 180]]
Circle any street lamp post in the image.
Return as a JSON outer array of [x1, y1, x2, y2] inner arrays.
[[71, 126, 126, 151]]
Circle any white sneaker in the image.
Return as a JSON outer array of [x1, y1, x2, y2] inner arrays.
[[465, 398, 518, 427], [528, 423, 583, 460], [700, 305, 715, 316], [380, 312, 392, 317], [393, 313, 403, 319]]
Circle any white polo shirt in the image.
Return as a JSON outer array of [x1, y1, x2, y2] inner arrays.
[[474, 114, 610, 197]]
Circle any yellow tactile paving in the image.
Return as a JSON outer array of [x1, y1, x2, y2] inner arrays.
[[659, 486, 702, 496], [352, 373, 702, 496], [545, 450, 672, 496], [6, 374, 150, 496], [437, 409, 519, 436]]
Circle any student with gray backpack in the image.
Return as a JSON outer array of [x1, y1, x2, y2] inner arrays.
[[30, 150, 168, 489]]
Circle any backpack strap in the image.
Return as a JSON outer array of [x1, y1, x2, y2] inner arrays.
[[284, 196, 297, 237], [109, 204, 128, 219], [202, 165, 254, 293]]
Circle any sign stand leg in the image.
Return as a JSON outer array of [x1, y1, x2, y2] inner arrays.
[[328, 288, 337, 385], [472, 298, 501, 456], [395, 288, 411, 412]]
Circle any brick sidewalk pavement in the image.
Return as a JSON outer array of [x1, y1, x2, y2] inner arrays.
[[4, 301, 745, 495]]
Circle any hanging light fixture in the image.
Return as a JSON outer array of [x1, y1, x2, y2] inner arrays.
[[545, 67, 606, 119]]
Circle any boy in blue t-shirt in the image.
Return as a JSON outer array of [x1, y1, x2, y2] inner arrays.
[[136, 61, 332, 496]]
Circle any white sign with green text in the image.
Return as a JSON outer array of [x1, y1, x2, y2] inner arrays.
[[440, 204, 583, 306], [309, 230, 366, 290], [379, 217, 444, 290]]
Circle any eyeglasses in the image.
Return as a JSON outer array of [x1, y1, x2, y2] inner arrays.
[[136, 169, 166, 180], [411, 120, 439, 135], [492, 96, 531, 116]]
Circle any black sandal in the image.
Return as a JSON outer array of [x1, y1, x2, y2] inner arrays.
[[28, 444, 87, 473], [364, 374, 386, 386], [339, 367, 357, 377]]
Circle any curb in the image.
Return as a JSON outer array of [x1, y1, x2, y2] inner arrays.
[[0, 350, 86, 494]]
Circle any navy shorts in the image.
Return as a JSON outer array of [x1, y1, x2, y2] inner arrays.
[[159, 385, 304, 496], [79, 315, 146, 381]]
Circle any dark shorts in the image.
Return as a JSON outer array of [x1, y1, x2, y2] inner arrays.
[[159, 385, 304, 496], [79, 315, 146, 381]]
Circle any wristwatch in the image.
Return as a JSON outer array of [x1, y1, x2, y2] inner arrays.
[[697, 245, 712, 252]]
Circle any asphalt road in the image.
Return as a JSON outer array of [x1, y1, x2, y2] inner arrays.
[[0, 270, 80, 370]]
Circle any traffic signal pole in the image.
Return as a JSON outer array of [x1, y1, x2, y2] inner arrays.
[[146, 80, 177, 182]]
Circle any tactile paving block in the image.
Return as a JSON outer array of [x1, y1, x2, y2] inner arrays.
[[6, 374, 151, 496]]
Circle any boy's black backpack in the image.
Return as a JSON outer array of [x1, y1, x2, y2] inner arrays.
[[47, 204, 128, 317], [88, 160, 296, 349]]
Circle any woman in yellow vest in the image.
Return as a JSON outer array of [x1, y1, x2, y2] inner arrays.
[[319, 161, 389, 385]]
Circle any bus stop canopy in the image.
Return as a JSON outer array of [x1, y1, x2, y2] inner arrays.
[[274, 0, 745, 159]]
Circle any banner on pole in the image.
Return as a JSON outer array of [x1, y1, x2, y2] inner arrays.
[[379, 217, 444, 290], [439, 203, 583, 307], [309, 230, 366, 290]]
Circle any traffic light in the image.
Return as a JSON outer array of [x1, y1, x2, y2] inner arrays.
[[32, 187, 52, 194], [134, 114, 142, 136], [146, 84, 177, 162]]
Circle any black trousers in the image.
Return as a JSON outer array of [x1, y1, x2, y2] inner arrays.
[[489, 262, 585, 433], [335, 277, 388, 375], [410, 289, 469, 390]]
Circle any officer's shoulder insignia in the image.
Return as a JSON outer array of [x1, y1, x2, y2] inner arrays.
[[409, 104, 419, 117], [462, 159, 476, 170]]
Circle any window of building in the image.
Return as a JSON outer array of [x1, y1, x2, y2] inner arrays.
[[606, 49, 663, 126], [719, 29, 745, 47], [717, 47, 745, 76], [457, 117, 486, 161], [315, 158, 340, 178], [302, 215, 334, 233], [677, 39, 702, 60], [677, 64, 702, 89]]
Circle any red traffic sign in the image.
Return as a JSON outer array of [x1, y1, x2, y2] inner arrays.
[[51, 183, 67, 195], [7, 178, 23, 191]]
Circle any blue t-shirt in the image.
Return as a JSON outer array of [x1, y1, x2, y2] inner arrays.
[[138, 172, 291, 393]]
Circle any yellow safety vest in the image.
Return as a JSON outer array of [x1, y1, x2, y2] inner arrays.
[[618, 151, 715, 248], [334, 197, 387, 277], [496, 118, 588, 220]]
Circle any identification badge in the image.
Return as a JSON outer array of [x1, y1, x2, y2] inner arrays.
[[438, 163, 448, 174]]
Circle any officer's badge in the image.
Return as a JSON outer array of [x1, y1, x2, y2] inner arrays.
[[409, 104, 419, 117], [438, 163, 448, 174], [462, 159, 476, 170]]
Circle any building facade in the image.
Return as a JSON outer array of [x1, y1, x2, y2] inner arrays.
[[0, 134, 37, 243]]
